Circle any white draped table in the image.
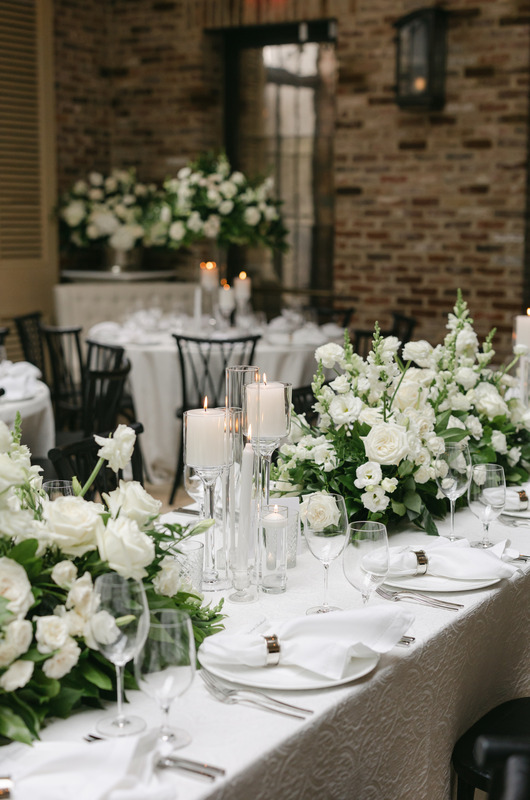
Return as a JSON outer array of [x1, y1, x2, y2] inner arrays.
[[0, 381, 55, 458], [4, 509, 530, 800]]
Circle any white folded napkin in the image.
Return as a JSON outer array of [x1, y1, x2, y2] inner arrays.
[[376, 537, 517, 581], [505, 487, 529, 512], [9, 730, 175, 800], [0, 360, 41, 400], [87, 322, 128, 344], [292, 324, 327, 346], [321, 322, 345, 341], [200, 606, 414, 681]]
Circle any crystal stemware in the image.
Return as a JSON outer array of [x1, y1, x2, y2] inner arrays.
[[42, 480, 74, 500], [468, 463, 506, 548], [435, 441, 472, 542], [92, 573, 149, 737], [343, 521, 389, 605], [135, 608, 196, 749], [302, 492, 349, 614], [183, 465, 204, 516]]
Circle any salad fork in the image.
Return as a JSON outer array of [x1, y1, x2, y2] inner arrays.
[[200, 670, 313, 719], [377, 586, 463, 610]]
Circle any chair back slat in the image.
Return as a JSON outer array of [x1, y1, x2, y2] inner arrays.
[[83, 360, 131, 436], [40, 324, 85, 432], [14, 312, 46, 377]]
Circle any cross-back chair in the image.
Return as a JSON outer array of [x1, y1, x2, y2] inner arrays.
[[168, 332, 261, 505], [40, 324, 85, 432], [14, 312, 46, 377], [85, 338, 135, 424], [82, 360, 132, 437], [291, 384, 319, 427]]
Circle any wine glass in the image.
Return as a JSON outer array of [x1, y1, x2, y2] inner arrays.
[[42, 480, 74, 500], [343, 521, 389, 605], [135, 608, 196, 749], [92, 573, 149, 737], [468, 463, 506, 548], [302, 493, 349, 614], [435, 441, 472, 542]]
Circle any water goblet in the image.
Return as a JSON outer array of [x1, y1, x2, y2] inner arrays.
[[435, 441, 472, 542], [343, 521, 389, 605], [42, 480, 74, 500], [135, 608, 196, 749], [301, 492, 349, 614], [468, 463, 506, 548], [92, 573, 149, 737]]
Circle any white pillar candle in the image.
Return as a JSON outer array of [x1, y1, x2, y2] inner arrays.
[[185, 407, 226, 467], [514, 312, 530, 351], [236, 442, 254, 569], [200, 261, 219, 291], [193, 287, 202, 324], [246, 380, 288, 439], [234, 271, 252, 302], [218, 284, 235, 314]]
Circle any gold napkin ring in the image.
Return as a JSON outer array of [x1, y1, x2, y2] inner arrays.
[[0, 777, 13, 799], [518, 490, 528, 509], [262, 634, 281, 666], [414, 550, 428, 575]]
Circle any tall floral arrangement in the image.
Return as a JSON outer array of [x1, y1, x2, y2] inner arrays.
[[57, 168, 159, 252], [145, 152, 288, 253], [0, 421, 224, 745], [275, 292, 530, 534]]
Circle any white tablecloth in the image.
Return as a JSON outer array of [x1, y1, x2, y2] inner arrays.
[[124, 337, 319, 482], [0, 380, 55, 458], [4, 509, 530, 799]]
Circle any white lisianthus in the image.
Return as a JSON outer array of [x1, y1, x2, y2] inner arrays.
[[0, 659, 34, 692], [315, 343, 345, 370], [415, 464, 433, 484], [508, 446, 522, 466], [491, 430, 508, 454], [66, 572, 98, 619], [42, 637, 81, 680], [354, 461, 383, 489], [358, 406, 384, 426], [329, 374, 351, 394], [0, 558, 33, 619], [187, 211, 203, 232], [328, 394, 364, 427], [402, 340, 434, 368], [35, 615, 70, 654], [96, 517, 155, 580], [88, 610, 121, 650], [299, 493, 341, 531], [218, 200, 234, 215], [381, 477, 398, 493], [311, 443, 338, 472], [465, 415, 483, 440], [362, 422, 409, 466], [361, 486, 390, 513], [380, 336, 400, 357], [51, 560, 78, 589], [94, 425, 136, 473], [44, 495, 104, 557], [89, 171, 103, 186], [103, 480, 161, 529]]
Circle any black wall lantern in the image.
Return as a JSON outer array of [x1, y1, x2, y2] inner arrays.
[[394, 7, 448, 111]]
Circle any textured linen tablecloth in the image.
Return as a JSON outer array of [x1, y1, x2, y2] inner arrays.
[[124, 337, 319, 482], [4, 509, 530, 800], [0, 380, 55, 458]]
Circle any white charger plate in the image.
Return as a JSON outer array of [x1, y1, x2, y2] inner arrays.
[[198, 650, 380, 691], [385, 575, 500, 593], [501, 509, 530, 520]]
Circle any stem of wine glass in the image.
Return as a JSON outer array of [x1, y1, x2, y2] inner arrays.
[[115, 664, 125, 727], [482, 521, 491, 547], [321, 562, 330, 611], [159, 701, 173, 742], [448, 498, 456, 542]]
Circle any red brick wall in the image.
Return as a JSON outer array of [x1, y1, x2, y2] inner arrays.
[[53, 0, 530, 363]]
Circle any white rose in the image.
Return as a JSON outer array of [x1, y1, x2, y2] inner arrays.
[[402, 340, 434, 368], [415, 464, 433, 483], [66, 572, 98, 619], [362, 423, 409, 466], [299, 493, 341, 531], [315, 343, 345, 370], [89, 209, 119, 236], [51, 560, 78, 588], [0, 659, 34, 691], [103, 480, 161, 529], [109, 224, 142, 251], [45, 495, 104, 557], [0, 557, 33, 619], [455, 367, 479, 390], [35, 615, 69, 654], [219, 199, 234, 215], [354, 461, 383, 489], [96, 517, 155, 580], [0, 619, 33, 667], [473, 383, 508, 419], [361, 486, 390, 513], [94, 425, 136, 473], [491, 430, 508, 454], [42, 637, 81, 679], [153, 556, 192, 596], [243, 206, 261, 226], [393, 379, 426, 411], [89, 171, 103, 186], [61, 200, 86, 227], [88, 609, 120, 650]]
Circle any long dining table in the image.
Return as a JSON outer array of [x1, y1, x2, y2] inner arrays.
[[4, 507, 530, 800]]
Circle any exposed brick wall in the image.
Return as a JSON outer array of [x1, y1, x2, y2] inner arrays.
[[53, 0, 530, 364]]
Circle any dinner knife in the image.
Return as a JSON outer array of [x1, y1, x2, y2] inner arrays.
[[157, 754, 226, 780]]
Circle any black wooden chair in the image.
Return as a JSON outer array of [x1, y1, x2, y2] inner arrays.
[[82, 361, 132, 437], [291, 384, 319, 427], [168, 332, 261, 505], [48, 421, 144, 502], [14, 312, 46, 377], [352, 329, 375, 359], [40, 324, 85, 432], [85, 338, 135, 424], [452, 698, 530, 799], [474, 735, 530, 800]]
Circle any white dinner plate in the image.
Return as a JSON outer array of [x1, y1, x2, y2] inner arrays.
[[198, 651, 380, 691], [384, 575, 501, 592], [501, 509, 530, 520]]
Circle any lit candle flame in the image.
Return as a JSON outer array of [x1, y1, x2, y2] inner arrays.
[[223, 283, 231, 291], [248, 424, 252, 441], [263, 374, 267, 385], [203, 396, 208, 411], [239, 271, 247, 280], [526, 308, 530, 317], [273, 504, 278, 513]]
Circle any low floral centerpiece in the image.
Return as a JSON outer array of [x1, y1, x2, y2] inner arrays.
[[0, 420, 223, 745], [275, 292, 530, 534], [57, 167, 159, 259], [145, 152, 288, 254]]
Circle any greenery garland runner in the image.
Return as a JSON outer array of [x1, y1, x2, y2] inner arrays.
[[0, 419, 224, 745], [274, 291, 530, 535]]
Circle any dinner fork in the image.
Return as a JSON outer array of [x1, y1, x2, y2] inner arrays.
[[377, 586, 463, 610], [200, 670, 313, 719]]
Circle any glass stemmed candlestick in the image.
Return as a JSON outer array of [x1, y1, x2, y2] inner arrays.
[[302, 493, 349, 614], [343, 521, 389, 605], [245, 378, 291, 505], [184, 404, 230, 591], [435, 441, 472, 542], [468, 463, 506, 548], [135, 608, 196, 749], [92, 573, 149, 737]]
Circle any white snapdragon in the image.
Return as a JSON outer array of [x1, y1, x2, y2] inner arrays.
[[94, 425, 136, 473]]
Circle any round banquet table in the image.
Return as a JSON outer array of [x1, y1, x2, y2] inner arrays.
[[0, 380, 55, 458], [4, 508, 530, 800], [122, 336, 320, 483]]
